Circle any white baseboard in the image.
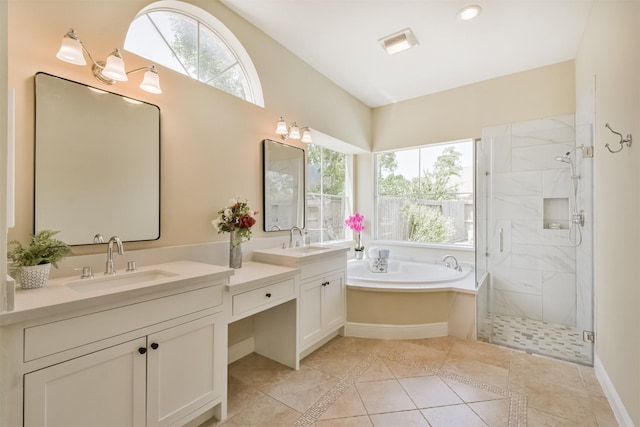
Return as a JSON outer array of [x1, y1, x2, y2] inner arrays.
[[594, 353, 635, 426], [345, 322, 448, 340], [228, 337, 254, 364]]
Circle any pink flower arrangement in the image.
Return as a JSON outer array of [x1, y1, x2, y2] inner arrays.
[[345, 213, 365, 252], [345, 213, 365, 232]]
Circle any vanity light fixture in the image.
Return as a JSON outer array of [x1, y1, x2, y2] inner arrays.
[[56, 28, 162, 94], [300, 127, 313, 143], [457, 5, 482, 21], [275, 115, 313, 143]]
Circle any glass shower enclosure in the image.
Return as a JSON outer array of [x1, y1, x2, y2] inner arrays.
[[476, 114, 594, 365]]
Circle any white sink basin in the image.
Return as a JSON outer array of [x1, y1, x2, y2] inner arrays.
[[66, 270, 178, 293], [253, 245, 348, 265]]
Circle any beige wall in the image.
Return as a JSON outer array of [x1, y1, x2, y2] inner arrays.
[[575, 2, 640, 424], [7, 0, 371, 251], [0, 0, 8, 419], [372, 61, 576, 152]]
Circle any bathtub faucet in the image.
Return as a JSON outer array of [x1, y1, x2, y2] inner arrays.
[[441, 255, 461, 272]]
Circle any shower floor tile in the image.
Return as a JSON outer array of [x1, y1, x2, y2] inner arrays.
[[478, 314, 592, 364]]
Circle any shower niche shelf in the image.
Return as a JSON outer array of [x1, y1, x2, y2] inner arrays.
[[543, 197, 569, 230]]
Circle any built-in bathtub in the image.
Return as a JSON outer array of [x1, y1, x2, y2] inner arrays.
[[345, 257, 477, 340], [347, 257, 475, 292]]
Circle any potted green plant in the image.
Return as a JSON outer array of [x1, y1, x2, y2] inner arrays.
[[8, 230, 73, 289]]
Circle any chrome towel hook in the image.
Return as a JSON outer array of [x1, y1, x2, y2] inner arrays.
[[605, 123, 632, 153]]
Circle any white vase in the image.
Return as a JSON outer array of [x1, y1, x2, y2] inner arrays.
[[17, 264, 51, 289]]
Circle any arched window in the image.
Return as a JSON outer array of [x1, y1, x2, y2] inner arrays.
[[124, 1, 264, 107]]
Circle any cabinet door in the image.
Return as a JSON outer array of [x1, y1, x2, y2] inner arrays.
[[146, 314, 222, 427], [299, 280, 324, 350], [323, 272, 346, 332], [24, 337, 147, 427]]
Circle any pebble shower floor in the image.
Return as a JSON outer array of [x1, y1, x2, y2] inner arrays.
[[478, 314, 591, 365]]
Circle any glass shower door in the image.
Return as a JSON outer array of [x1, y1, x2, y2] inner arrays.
[[478, 115, 594, 365]]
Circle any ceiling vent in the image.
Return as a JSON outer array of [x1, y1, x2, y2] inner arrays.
[[379, 28, 419, 55]]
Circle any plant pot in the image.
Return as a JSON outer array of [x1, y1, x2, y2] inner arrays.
[[16, 263, 51, 289]]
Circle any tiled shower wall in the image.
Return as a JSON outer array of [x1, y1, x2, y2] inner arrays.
[[482, 114, 592, 328]]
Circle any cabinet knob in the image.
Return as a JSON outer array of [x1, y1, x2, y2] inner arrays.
[[150, 342, 159, 350], [138, 347, 147, 355], [266, 293, 272, 298], [322, 281, 329, 286]]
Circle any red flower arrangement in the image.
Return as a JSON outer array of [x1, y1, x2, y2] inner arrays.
[[212, 197, 258, 247]]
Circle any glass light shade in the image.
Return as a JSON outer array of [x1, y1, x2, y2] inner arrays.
[[102, 52, 128, 82], [56, 37, 86, 66], [139, 70, 162, 94], [301, 129, 312, 143], [288, 124, 301, 140], [275, 117, 288, 135]]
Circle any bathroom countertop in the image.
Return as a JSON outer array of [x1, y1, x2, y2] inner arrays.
[[1, 260, 234, 326], [225, 261, 299, 292], [252, 245, 349, 267]]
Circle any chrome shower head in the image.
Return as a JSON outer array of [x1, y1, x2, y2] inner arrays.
[[555, 151, 572, 163]]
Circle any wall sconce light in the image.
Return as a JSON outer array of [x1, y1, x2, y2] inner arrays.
[[275, 115, 313, 143], [56, 28, 162, 94]]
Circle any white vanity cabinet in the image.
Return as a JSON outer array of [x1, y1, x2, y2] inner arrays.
[[24, 336, 148, 427], [1, 261, 232, 427], [252, 247, 348, 357], [147, 313, 222, 427], [298, 262, 346, 354], [23, 298, 225, 427]]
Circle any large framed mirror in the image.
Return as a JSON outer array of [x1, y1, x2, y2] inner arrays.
[[34, 72, 161, 245], [263, 139, 305, 231]]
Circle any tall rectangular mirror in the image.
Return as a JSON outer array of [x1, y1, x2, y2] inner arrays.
[[35, 72, 161, 245], [263, 139, 305, 231]]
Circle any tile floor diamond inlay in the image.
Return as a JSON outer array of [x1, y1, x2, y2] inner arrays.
[[294, 351, 526, 427], [202, 336, 617, 427]]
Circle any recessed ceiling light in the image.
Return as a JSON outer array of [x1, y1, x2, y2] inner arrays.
[[457, 5, 482, 21], [379, 28, 419, 55]]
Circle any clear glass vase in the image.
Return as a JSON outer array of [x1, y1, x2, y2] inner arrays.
[[354, 232, 364, 259], [229, 230, 243, 269]]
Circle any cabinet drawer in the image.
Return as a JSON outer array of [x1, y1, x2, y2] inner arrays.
[[299, 256, 344, 281], [232, 279, 295, 317], [24, 285, 223, 362]]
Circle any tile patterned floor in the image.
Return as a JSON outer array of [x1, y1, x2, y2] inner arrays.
[[200, 336, 617, 426], [477, 315, 592, 365]]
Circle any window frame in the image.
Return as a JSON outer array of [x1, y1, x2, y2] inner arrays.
[[373, 139, 475, 250], [125, 0, 264, 107], [306, 143, 354, 245]]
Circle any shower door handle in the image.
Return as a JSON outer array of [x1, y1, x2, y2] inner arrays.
[[499, 228, 504, 252]]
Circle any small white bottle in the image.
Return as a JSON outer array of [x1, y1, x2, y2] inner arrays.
[[3, 275, 15, 312]]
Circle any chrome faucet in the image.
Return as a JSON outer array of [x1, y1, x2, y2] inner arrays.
[[441, 255, 461, 271], [289, 226, 303, 247], [105, 236, 124, 275]]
